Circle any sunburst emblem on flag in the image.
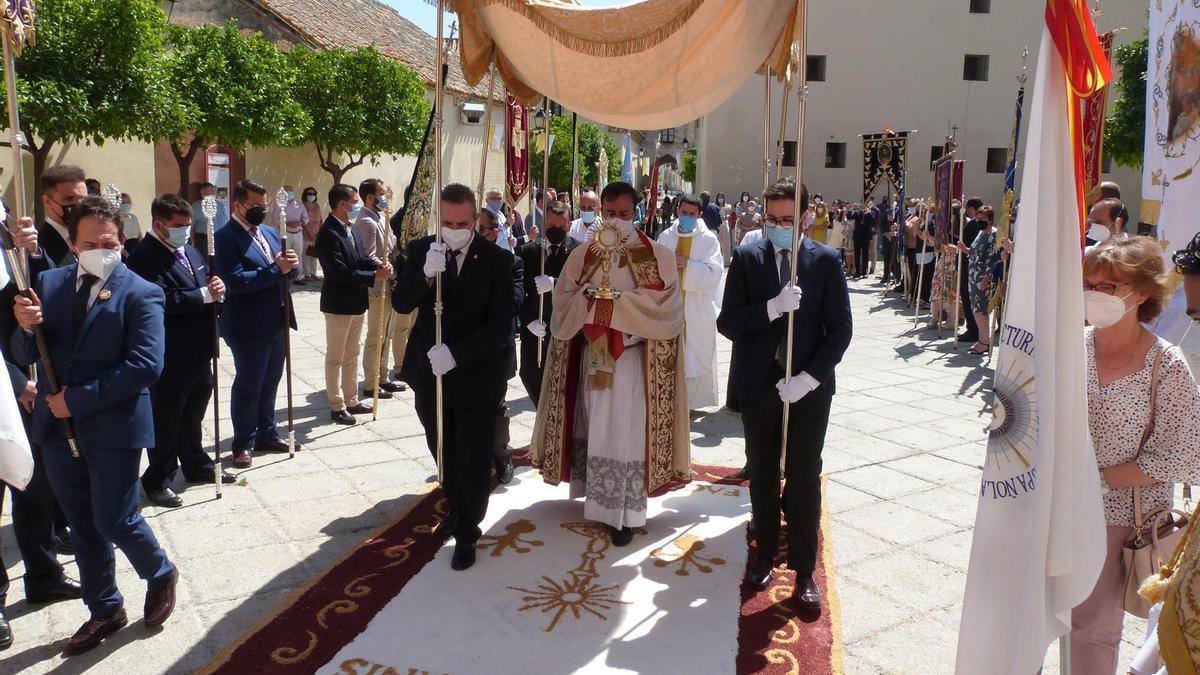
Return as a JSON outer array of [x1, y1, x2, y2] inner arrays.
[[988, 361, 1038, 470]]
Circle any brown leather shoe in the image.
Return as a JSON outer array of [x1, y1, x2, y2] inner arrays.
[[144, 569, 177, 627], [255, 439, 302, 453], [795, 575, 821, 610], [63, 609, 128, 656], [231, 451, 252, 468]]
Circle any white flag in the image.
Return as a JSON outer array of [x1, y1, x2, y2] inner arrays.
[[0, 252, 33, 490], [955, 30, 1106, 675]]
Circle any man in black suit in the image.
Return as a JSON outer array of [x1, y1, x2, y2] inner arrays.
[[0, 214, 82, 649], [126, 194, 235, 508], [718, 177, 853, 611], [37, 165, 88, 267], [850, 201, 877, 279], [476, 207, 524, 484], [517, 200, 580, 404], [956, 196, 985, 343], [393, 183, 514, 572], [317, 184, 390, 425]]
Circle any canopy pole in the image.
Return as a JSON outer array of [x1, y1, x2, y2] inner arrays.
[[775, 77, 791, 179], [780, 0, 809, 473], [571, 111, 579, 216], [762, 68, 771, 195], [433, 0, 446, 484], [476, 57, 497, 200], [3, 24, 28, 279], [536, 96, 551, 367]]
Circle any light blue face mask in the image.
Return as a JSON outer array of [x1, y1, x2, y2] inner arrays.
[[580, 210, 597, 224], [765, 225, 793, 250], [487, 199, 503, 212], [377, 196, 389, 212], [167, 225, 192, 249], [348, 204, 362, 221], [677, 215, 698, 233]]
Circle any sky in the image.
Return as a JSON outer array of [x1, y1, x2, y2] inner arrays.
[[385, 0, 629, 36]]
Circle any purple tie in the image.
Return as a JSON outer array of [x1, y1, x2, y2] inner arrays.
[[174, 248, 193, 273], [251, 227, 272, 258]]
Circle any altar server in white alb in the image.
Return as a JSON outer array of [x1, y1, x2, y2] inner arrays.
[[657, 193, 724, 410]]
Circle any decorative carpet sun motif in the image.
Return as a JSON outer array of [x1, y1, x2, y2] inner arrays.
[[201, 463, 842, 675]]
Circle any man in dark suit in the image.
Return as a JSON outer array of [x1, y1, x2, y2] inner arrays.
[[11, 197, 177, 655], [37, 165, 88, 268], [214, 180, 300, 469], [317, 184, 390, 425], [718, 177, 852, 612], [518, 200, 580, 405], [393, 183, 514, 572], [851, 201, 877, 279], [126, 194, 235, 508], [956, 196, 985, 343], [476, 207, 524, 484], [0, 214, 82, 650]]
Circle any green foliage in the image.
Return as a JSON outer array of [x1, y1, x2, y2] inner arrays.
[[290, 45, 429, 181], [1104, 37, 1148, 170], [683, 147, 698, 184], [545, 115, 621, 191], [1, 0, 177, 214], [163, 21, 310, 152]]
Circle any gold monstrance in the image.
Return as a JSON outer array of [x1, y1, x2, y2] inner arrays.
[[585, 220, 628, 300]]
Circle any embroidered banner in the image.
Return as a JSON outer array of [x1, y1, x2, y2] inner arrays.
[[861, 132, 908, 203], [932, 157, 963, 245], [2, 0, 35, 55], [1081, 31, 1114, 204], [505, 94, 530, 206]]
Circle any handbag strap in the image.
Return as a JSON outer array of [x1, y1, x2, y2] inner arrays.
[[1133, 345, 1165, 528]]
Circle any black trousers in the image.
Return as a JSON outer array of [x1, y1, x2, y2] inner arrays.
[[904, 248, 917, 295], [518, 329, 549, 406], [917, 259, 935, 302], [143, 357, 215, 491], [494, 404, 512, 464], [852, 238, 871, 277], [958, 261, 976, 339], [741, 379, 831, 575], [414, 385, 497, 544], [881, 237, 897, 284], [1, 444, 67, 601]]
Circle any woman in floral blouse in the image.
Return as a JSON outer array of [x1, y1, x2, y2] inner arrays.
[[1073, 236, 1200, 673]]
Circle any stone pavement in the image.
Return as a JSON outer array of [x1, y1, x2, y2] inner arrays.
[[0, 275, 1148, 674]]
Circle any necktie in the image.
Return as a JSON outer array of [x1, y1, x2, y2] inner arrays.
[[776, 250, 791, 367], [251, 227, 272, 259], [73, 274, 99, 339], [174, 248, 193, 274], [446, 249, 461, 283]]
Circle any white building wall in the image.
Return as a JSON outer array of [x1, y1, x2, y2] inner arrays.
[[700, 2, 1143, 218]]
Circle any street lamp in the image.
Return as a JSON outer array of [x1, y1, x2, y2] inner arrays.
[[682, 137, 690, 150]]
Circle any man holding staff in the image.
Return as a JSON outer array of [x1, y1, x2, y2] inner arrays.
[[518, 199, 580, 405], [718, 177, 852, 609], [393, 183, 513, 572], [355, 179, 407, 400]]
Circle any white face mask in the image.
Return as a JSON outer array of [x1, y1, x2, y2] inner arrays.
[[614, 218, 635, 234], [1180, 322, 1200, 383], [78, 248, 121, 279], [1084, 290, 1134, 329], [1087, 222, 1111, 243], [442, 227, 472, 251]]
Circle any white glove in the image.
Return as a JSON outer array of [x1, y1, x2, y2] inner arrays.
[[776, 375, 816, 404], [534, 275, 556, 295], [427, 344, 457, 376], [768, 283, 802, 320], [528, 320, 548, 338], [424, 242, 448, 278]]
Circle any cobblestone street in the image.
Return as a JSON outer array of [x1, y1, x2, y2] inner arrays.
[[0, 275, 1147, 673]]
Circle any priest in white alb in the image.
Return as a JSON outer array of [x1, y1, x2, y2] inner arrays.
[[531, 182, 691, 547], [657, 194, 723, 410]]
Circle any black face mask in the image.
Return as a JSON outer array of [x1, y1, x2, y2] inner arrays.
[[545, 226, 567, 245], [244, 205, 267, 226], [51, 199, 77, 224]]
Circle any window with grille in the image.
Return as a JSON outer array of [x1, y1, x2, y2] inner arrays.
[[970, 0, 991, 14], [986, 148, 1008, 173], [825, 142, 846, 168], [963, 54, 990, 81], [659, 128, 676, 144], [807, 56, 827, 82]]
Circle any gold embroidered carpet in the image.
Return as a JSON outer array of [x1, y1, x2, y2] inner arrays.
[[202, 464, 842, 674]]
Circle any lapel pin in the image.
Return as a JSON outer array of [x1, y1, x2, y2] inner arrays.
[[473, 254, 479, 260], [98, 289, 112, 301]]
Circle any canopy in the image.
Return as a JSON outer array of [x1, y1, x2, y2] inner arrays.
[[449, 0, 801, 130]]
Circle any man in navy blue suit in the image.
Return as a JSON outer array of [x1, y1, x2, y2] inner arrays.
[[127, 194, 235, 507], [11, 196, 177, 655], [718, 177, 852, 611], [214, 180, 301, 468]]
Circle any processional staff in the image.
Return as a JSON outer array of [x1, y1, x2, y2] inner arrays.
[[274, 187, 296, 459], [780, 0, 810, 468], [433, 0, 448, 482], [371, 187, 395, 422], [202, 196, 223, 497], [536, 97, 552, 368]]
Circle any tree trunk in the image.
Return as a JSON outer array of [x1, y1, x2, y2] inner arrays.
[[171, 138, 203, 199]]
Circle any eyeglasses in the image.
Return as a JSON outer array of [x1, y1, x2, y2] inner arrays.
[[764, 217, 794, 228], [1082, 281, 1128, 295]]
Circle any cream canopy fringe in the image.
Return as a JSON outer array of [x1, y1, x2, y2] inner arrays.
[[449, 0, 802, 129]]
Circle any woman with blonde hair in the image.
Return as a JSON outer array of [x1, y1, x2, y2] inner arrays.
[[1072, 236, 1200, 673]]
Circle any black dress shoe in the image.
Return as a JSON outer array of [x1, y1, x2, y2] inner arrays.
[[380, 380, 407, 393], [54, 529, 74, 556], [146, 487, 183, 508], [26, 577, 83, 605], [450, 542, 477, 571], [185, 470, 236, 485], [496, 459, 514, 485], [345, 402, 373, 415], [744, 554, 774, 590], [732, 466, 750, 480], [434, 512, 457, 538], [362, 388, 393, 399], [610, 526, 634, 547], [956, 332, 977, 343], [0, 607, 11, 650], [63, 609, 127, 656], [795, 575, 822, 610], [331, 409, 356, 426]]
